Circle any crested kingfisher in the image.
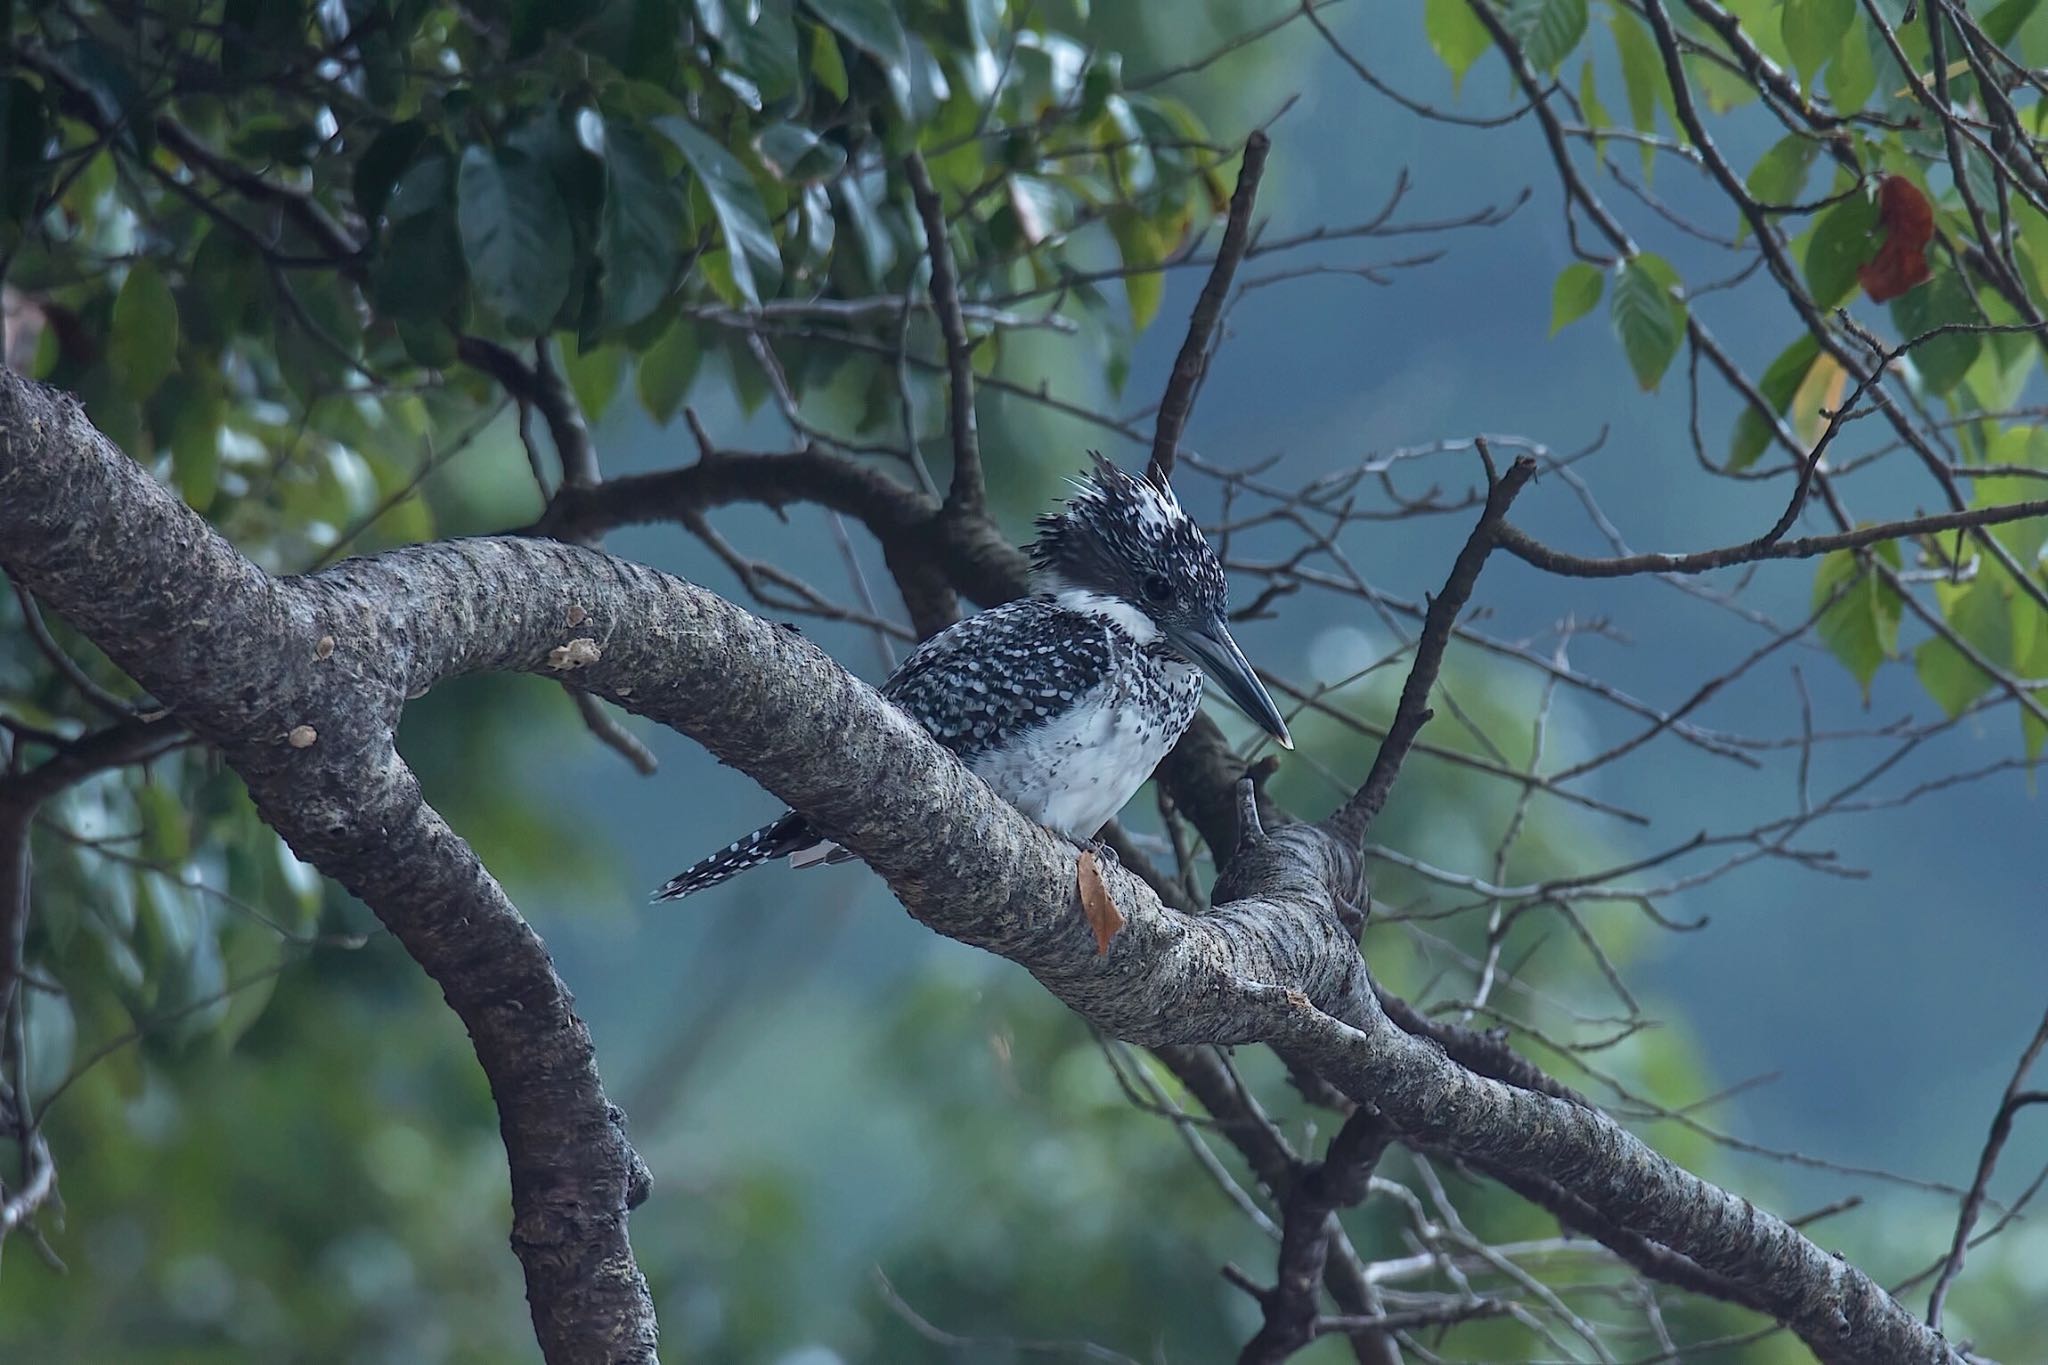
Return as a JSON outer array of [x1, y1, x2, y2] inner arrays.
[[654, 454, 1292, 901]]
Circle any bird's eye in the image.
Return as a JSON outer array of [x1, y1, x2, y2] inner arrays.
[[1141, 574, 1176, 604]]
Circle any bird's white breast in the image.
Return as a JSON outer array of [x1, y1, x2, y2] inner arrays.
[[967, 658, 1200, 838]]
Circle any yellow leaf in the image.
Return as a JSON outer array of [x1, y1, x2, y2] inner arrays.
[[1789, 351, 1846, 451]]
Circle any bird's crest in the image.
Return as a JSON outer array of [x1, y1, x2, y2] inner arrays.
[[1030, 454, 1223, 610]]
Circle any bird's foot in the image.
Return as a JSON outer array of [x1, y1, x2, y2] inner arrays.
[[1076, 834, 1121, 870]]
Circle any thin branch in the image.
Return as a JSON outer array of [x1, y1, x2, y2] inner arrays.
[[1500, 494, 2048, 579], [904, 152, 984, 519], [10, 582, 141, 717], [1148, 130, 1270, 489], [458, 337, 599, 508], [1325, 449, 1538, 843], [1927, 1005, 2048, 1328], [569, 690, 659, 776]]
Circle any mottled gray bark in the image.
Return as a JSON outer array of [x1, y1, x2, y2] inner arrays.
[[0, 376, 657, 1365], [0, 371, 1963, 1365]]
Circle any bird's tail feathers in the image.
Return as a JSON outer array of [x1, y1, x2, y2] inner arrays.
[[653, 812, 818, 901]]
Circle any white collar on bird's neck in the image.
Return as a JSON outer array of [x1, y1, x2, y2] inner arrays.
[[1046, 584, 1161, 645]]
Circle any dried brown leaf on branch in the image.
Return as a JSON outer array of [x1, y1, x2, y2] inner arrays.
[[1858, 175, 1934, 303], [1076, 850, 1123, 955]]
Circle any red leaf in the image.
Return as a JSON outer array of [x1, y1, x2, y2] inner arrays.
[[1857, 176, 1935, 303]]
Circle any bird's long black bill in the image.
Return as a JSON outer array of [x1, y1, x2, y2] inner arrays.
[[1171, 621, 1293, 750]]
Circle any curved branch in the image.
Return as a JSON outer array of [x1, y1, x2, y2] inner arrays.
[[0, 372, 1964, 1364], [0, 376, 655, 1365]]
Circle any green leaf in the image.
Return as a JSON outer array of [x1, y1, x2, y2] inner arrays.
[[1506, 0, 1589, 72], [653, 116, 783, 306], [386, 151, 452, 222], [1813, 541, 1902, 700], [563, 341, 625, 420], [184, 225, 267, 348], [1577, 61, 1610, 154], [352, 119, 430, 223], [1609, 253, 1686, 390], [2015, 202, 2048, 309], [53, 38, 153, 158], [637, 317, 703, 423], [455, 145, 574, 336], [788, 182, 836, 284], [1730, 333, 1822, 471], [803, 0, 912, 109], [1550, 262, 1604, 335], [1425, 0, 1492, 85], [2, 79, 53, 223], [1108, 209, 1165, 331], [168, 384, 222, 511], [1914, 572, 2017, 717], [1826, 20, 1876, 112], [231, 116, 322, 167], [598, 123, 686, 331], [808, 20, 850, 101], [108, 260, 180, 402], [2020, 618, 2048, 761], [1746, 134, 1819, 209], [1782, 0, 1855, 83], [833, 173, 897, 288], [19, 988, 74, 1100], [396, 318, 459, 368], [1892, 270, 1982, 396], [1982, 0, 2042, 46], [222, 0, 305, 78], [705, 0, 801, 104], [274, 278, 363, 404], [727, 335, 771, 416], [371, 207, 467, 323], [585, 0, 685, 83], [1611, 10, 1670, 135], [1802, 188, 1880, 309], [1978, 427, 2048, 563], [755, 122, 849, 184]]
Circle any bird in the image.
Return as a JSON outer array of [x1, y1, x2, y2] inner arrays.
[[653, 453, 1293, 902]]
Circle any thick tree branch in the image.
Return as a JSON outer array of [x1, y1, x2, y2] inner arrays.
[[0, 374, 1965, 1364], [1148, 130, 1270, 489], [1254, 989, 1963, 1365], [1237, 1107, 1392, 1364], [1155, 1044, 1402, 1365], [0, 377, 654, 1365]]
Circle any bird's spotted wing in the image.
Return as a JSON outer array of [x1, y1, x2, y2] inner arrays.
[[880, 598, 1117, 760]]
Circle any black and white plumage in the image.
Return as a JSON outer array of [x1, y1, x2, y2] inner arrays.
[[654, 455, 1292, 902]]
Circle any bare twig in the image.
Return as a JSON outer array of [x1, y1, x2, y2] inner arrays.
[[569, 690, 658, 776], [10, 582, 139, 717], [904, 152, 984, 519], [1927, 1004, 2048, 1328], [1500, 494, 2048, 579], [1325, 448, 1538, 843], [1148, 131, 1271, 489]]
